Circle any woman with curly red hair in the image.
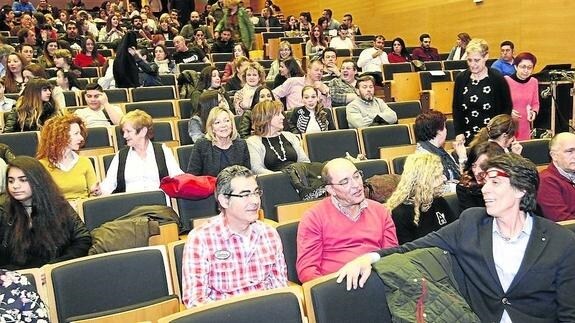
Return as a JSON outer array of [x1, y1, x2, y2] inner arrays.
[[37, 114, 100, 209]]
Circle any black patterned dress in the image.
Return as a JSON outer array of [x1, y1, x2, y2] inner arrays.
[[452, 69, 513, 145]]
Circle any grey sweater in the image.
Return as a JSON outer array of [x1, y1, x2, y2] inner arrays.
[[346, 97, 397, 128]]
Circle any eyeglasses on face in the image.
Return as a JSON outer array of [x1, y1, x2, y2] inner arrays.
[[477, 169, 509, 181], [327, 170, 364, 186], [224, 188, 263, 199]]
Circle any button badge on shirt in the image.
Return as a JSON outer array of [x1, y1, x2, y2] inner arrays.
[[214, 249, 231, 260]]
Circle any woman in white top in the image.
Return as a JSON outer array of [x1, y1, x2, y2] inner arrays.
[[100, 110, 183, 195]]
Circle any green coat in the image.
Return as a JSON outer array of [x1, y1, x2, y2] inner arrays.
[[215, 7, 255, 50], [373, 247, 480, 323]]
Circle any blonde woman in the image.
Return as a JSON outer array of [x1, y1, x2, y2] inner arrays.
[[233, 61, 265, 116], [386, 153, 457, 244], [266, 40, 300, 82], [187, 107, 250, 177]]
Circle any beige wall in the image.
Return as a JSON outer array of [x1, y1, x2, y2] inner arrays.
[[275, 0, 575, 70]]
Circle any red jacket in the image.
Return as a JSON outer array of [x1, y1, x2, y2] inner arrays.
[[73, 53, 106, 68]]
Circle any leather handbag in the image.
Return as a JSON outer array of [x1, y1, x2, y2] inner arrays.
[[160, 174, 216, 200]]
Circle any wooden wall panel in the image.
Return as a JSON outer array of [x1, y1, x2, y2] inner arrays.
[[277, 0, 575, 70]]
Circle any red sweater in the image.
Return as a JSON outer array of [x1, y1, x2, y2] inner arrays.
[[296, 197, 398, 283], [537, 162, 575, 221], [73, 53, 106, 68]]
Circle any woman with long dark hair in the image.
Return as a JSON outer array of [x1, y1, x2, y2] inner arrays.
[[4, 53, 27, 94], [239, 86, 276, 138], [74, 35, 106, 67], [288, 85, 334, 134], [37, 39, 60, 68], [4, 78, 60, 132], [387, 37, 411, 63], [305, 25, 327, 57], [0, 156, 91, 269]]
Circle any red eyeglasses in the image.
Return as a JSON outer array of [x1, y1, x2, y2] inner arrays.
[[477, 169, 510, 181]]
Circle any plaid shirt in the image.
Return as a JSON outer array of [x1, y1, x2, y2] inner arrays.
[[181, 214, 288, 307]]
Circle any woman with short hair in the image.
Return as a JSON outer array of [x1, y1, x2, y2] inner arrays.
[[100, 110, 183, 194], [187, 107, 250, 177], [247, 100, 310, 174]]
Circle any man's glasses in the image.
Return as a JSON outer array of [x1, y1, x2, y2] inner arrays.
[[477, 169, 509, 181], [224, 188, 263, 199], [327, 170, 363, 186]]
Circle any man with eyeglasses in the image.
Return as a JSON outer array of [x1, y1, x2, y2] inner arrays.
[[337, 153, 575, 322], [538, 132, 575, 222], [181, 165, 288, 308], [296, 158, 398, 283]]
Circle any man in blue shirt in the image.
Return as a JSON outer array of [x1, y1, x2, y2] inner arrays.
[[12, 0, 35, 14], [491, 40, 516, 76]]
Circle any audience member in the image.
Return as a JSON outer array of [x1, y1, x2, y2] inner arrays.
[[188, 90, 223, 142], [4, 52, 27, 94], [37, 39, 59, 68], [152, 44, 175, 74], [60, 21, 84, 52], [181, 165, 287, 307], [273, 59, 331, 110], [4, 78, 60, 132], [469, 114, 522, 154], [322, 8, 340, 31], [224, 55, 250, 91], [447, 32, 471, 61], [337, 153, 575, 323], [321, 47, 340, 81], [266, 41, 299, 82], [538, 132, 575, 221], [456, 141, 505, 211], [328, 58, 358, 106], [12, 0, 36, 15], [75, 82, 124, 127], [211, 28, 235, 54], [256, 7, 280, 28], [505, 52, 539, 140], [491, 40, 516, 76], [238, 86, 275, 138], [247, 100, 310, 174], [411, 33, 440, 62], [387, 153, 457, 244], [18, 44, 35, 64], [298, 11, 313, 35], [191, 65, 233, 114], [414, 111, 467, 190], [187, 107, 250, 177], [0, 44, 15, 78], [100, 110, 184, 194], [283, 15, 300, 35], [357, 35, 388, 73], [234, 61, 265, 115], [172, 35, 209, 64], [341, 13, 361, 36], [99, 14, 125, 42], [0, 156, 91, 270], [329, 25, 355, 51], [346, 75, 397, 128], [296, 158, 398, 283], [305, 25, 328, 57], [157, 14, 179, 40], [273, 57, 304, 88], [222, 42, 248, 82], [289, 85, 335, 134], [37, 114, 99, 208], [387, 37, 411, 63], [52, 68, 81, 107], [53, 48, 82, 77], [452, 38, 512, 145], [190, 28, 210, 56], [74, 36, 106, 67]]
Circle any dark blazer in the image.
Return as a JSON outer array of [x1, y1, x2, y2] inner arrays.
[[379, 208, 575, 322], [257, 16, 281, 28], [186, 137, 250, 177]]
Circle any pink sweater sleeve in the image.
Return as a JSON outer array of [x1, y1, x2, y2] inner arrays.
[[296, 208, 324, 283]]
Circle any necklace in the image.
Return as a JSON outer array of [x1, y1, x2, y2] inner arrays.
[[266, 135, 287, 161]]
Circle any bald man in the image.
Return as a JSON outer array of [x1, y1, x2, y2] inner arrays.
[[537, 132, 575, 221], [296, 158, 398, 283]]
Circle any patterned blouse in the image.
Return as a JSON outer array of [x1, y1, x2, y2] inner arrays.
[[0, 269, 49, 322]]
